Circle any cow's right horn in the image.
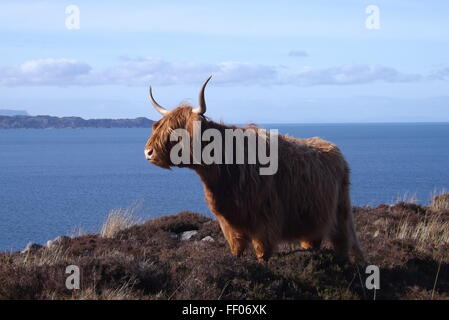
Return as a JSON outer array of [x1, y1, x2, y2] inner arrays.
[[149, 86, 170, 116]]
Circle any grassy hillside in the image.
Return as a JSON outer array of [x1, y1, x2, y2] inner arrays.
[[1, 197, 448, 300]]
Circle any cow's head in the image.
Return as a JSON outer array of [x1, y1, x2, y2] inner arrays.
[[144, 76, 211, 169]]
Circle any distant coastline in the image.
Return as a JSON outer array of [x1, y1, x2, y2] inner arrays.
[[0, 109, 29, 116], [0, 115, 153, 129]]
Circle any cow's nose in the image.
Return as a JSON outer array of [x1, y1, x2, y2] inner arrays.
[[145, 148, 153, 160]]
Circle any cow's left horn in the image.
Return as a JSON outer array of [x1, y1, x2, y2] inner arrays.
[[192, 76, 212, 115], [149, 86, 170, 116]]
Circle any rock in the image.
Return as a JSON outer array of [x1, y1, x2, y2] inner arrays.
[[180, 230, 198, 241], [46, 235, 70, 249], [21, 242, 43, 254], [201, 236, 215, 242]]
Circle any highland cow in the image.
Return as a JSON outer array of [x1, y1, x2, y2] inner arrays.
[[144, 77, 364, 263]]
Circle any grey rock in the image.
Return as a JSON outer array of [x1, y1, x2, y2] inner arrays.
[[21, 242, 43, 254], [201, 236, 215, 242], [180, 230, 198, 241], [46, 235, 70, 249]]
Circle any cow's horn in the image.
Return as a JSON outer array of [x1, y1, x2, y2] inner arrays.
[[149, 86, 170, 116], [192, 76, 212, 115]]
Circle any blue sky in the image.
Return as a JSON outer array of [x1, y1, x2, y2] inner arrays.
[[0, 0, 448, 122]]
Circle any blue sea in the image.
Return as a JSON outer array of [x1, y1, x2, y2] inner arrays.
[[1, 123, 449, 251]]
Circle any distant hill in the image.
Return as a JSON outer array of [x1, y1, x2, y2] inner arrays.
[[0, 115, 153, 129], [0, 109, 29, 116]]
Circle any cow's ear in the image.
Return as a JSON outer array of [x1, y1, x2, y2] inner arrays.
[[151, 120, 161, 131]]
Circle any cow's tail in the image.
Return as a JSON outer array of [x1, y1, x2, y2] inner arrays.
[[332, 168, 365, 263]]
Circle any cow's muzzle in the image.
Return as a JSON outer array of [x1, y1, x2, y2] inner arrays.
[[144, 148, 154, 161]]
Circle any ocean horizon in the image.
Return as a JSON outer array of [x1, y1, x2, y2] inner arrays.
[[1, 122, 448, 251]]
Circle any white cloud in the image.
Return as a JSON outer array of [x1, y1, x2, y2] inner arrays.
[[0, 57, 427, 87], [284, 64, 421, 86], [0, 58, 92, 86], [101, 58, 278, 86]]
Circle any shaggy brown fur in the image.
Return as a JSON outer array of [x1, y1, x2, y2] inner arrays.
[[145, 105, 364, 262]]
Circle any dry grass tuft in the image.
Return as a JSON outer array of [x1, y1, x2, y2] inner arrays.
[[20, 246, 71, 267], [100, 206, 141, 239], [394, 192, 419, 205], [395, 213, 449, 251], [70, 226, 87, 238], [430, 190, 449, 211], [72, 280, 139, 300]]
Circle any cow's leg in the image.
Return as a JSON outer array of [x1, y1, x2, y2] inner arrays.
[[330, 232, 350, 258], [299, 238, 322, 250], [251, 237, 273, 262], [216, 216, 248, 256]]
